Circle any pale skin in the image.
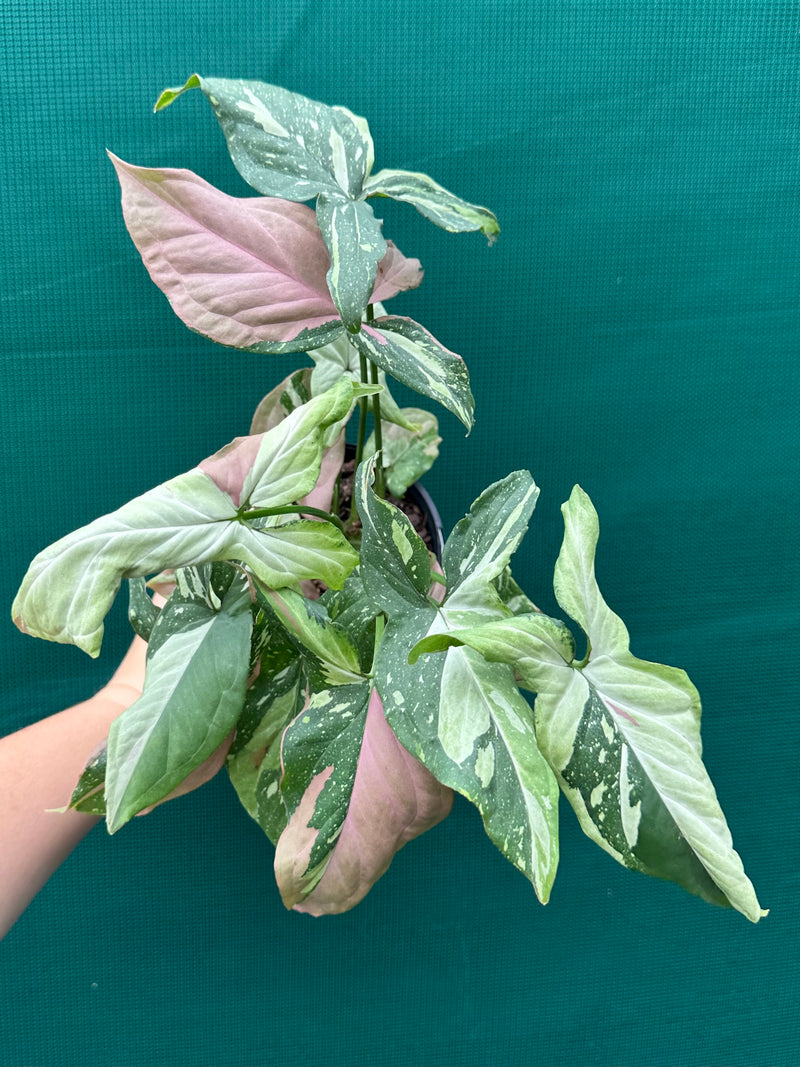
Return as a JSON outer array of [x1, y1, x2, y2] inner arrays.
[[0, 605, 230, 940]]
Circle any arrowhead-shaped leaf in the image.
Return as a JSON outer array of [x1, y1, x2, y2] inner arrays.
[[156, 76, 385, 326], [352, 316, 474, 430], [161, 76, 375, 201], [104, 574, 253, 832], [109, 154, 345, 352], [364, 168, 499, 243], [111, 151, 424, 353], [13, 383, 358, 655], [274, 686, 453, 914], [413, 486, 766, 922], [357, 461, 560, 902]]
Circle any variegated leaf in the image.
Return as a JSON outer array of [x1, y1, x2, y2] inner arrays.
[[13, 384, 359, 655], [356, 457, 432, 617], [155, 76, 387, 327], [205, 377, 354, 509], [157, 76, 375, 201], [255, 585, 363, 686], [316, 192, 387, 331], [308, 330, 419, 432], [249, 368, 313, 434], [493, 566, 541, 616], [226, 656, 304, 842], [320, 569, 382, 671], [411, 488, 766, 922], [357, 460, 560, 901], [109, 155, 344, 351], [68, 742, 108, 815], [352, 316, 474, 430], [365, 407, 441, 498], [276, 680, 372, 905], [364, 167, 499, 243], [128, 577, 159, 641], [104, 574, 253, 832], [443, 471, 539, 614], [549, 486, 765, 921], [274, 686, 453, 914]]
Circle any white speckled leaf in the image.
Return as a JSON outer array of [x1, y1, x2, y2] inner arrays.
[[352, 316, 474, 430], [410, 487, 766, 922], [358, 461, 559, 901], [316, 193, 386, 331], [160, 76, 375, 201], [364, 167, 499, 243], [275, 685, 453, 914]]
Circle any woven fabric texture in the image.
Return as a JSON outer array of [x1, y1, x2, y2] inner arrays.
[[1, 3, 797, 1065]]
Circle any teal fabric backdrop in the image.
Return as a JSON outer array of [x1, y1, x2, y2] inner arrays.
[[1, 2, 798, 1065]]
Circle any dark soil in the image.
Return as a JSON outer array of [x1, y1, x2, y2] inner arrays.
[[336, 457, 435, 552]]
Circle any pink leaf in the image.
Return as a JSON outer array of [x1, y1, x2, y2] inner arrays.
[[198, 435, 262, 507], [300, 432, 346, 513], [109, 154, 340, 347], [110, 155, 423, 349], [275, 688, 453, 915], [371, 241, 423, 303]]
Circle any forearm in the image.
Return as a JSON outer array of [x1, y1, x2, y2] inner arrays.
[[0, 641, 146, 940]]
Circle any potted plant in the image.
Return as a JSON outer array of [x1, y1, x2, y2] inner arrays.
[[11, 76, 765, 921]]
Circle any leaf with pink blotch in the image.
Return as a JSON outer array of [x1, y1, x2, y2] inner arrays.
[[109, 154, 421, 353], [274, 685, 453, 914]]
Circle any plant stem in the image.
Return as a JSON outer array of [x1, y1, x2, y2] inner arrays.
[[370, 359, 385, 498], [355, 349, 369, 469], [362, 304, 386, 498], [239, 504, 345, 534]]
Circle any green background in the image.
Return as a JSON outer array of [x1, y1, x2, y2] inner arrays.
[[1, 2, 798, 1065]]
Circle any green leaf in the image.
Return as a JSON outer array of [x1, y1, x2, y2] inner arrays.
[[153, 73, 200, 112], [414, 487, 766, 922], [127, 577, 159, 642], [355, 456, 432, 616], [316, 193, 387, 331], [13, 383, 359, 655], [68, 743, 108, 815], [320, 569, 382, 671], [255, 584, 363, 685], [365, 407, 441, 498], [104, 575, 253, 832], [493, 566, 541, 616], [359, 464, 559, 902], [352, 316, 474, 431], [364, 167, 500, 243]]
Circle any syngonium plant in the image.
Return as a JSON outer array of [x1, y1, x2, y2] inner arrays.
[[12, 76, 765, 920]]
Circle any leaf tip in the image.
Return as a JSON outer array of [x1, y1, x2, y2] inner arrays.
[[154, 73, 201, 112]]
